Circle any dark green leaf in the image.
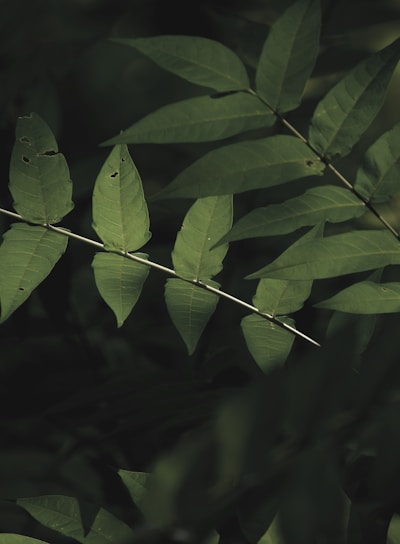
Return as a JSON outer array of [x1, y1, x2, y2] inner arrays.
[[101, 93, 275, 145], [92, 252, 150, 327], [113, 35, 249, 91], [92, 145, 151, 252], [118, 469, 151, 518], [0, 537, 49, 544], [308, 38, 400, 160], [217, 185, 363, 244], [354, 120, 400, 203], [0, 223, 67, 322], [387, 514, 400, 544], [247, 230, 400, 280], [316, 281, 400, 313], [256, 0, 320, 112], [9, 113, 74, 224], [155, 136, 325, 200]]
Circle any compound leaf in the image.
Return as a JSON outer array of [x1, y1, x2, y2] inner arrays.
[[92, 252, 150, 327], [217, 185, 364, 244], [9, 113, 74, 224], [118, 470, 152, 518], [308, 38, 400, 160], [113, 35, 250, 91], [165, 278, 219, 355], [354, 120, 400, 203], [256, 0, 320, 112], [316, 281, 400, 314], [247, 230, 400, 280], [241, 315, 295, 372], [155, 136, 325, 200], [172, 195, 232, 280], [17, 495, 134, 544], [92, 145, 151, 252], [0, 223, 67, 322], [101, 93, 275, 145]]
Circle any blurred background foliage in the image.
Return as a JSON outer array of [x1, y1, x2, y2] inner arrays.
[[1, 0, 400, 542]]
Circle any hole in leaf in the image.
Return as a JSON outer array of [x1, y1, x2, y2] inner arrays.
[[20, 136, 31, 144], [306, 160, 313, 167], [110, 171, 119, 178], [41, 150, 57, 156], [121, 157, 125, 162], [18, 287, 25, 291], [22, 156, 30, 163]]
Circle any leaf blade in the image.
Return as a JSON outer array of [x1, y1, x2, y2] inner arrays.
[[9, 113, 74, 224], [0, 223, 68, 322], [308, 38, 400, 160], [0, 536, 50, 544], [101, 93, 275, 145], [92, 145, 151, 252], [155, 136, 325, 200], [92, 252, 150, 327], [256, 0, 321, 112], [113, 35, 250, 91], [247, 230, 400, 280]]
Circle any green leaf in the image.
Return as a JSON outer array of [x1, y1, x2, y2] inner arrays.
[[0, 536, 50, 544], [17, 495, 134, 544], [316, 281, 400, 314], [92, 145, 151, 252], [0, 223, 67, 322], [172, 196, 232, 280], [113, 35, 250, 91], [256, 0, 320, 112], [354, 120, 400, 203], [101, 93, 275, 145], [258, 516, 285, 544], [155, 136, 325, 200], [9, 112, 74, 224], [165, 278, 219, 355], [308, 38, 400, 160], [217, 185, 364, 244], [92, 252, 150, 327], [241, 315, 295, 372], [247, 230, 400, 280], [118, 469, 151, 518], [387, 514, 400, 544]]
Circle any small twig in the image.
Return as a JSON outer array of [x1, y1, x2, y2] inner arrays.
[[0, 206, 320, 347]]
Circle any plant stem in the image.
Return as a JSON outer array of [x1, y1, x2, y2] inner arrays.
[[0, 206, 320, 347]]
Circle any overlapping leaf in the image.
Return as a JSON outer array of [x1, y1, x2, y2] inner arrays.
[[9, 113, 74, 224], [247, 229, 400, 280], [256, 0, 320, 112], [92, 144, 151, 252], [118, 469, 152, 517], [113, 35, 250, 91], [165, 196, 232, 353], [155, 136, 325, 200], [0, 223, 68, 322], [17, 495, 134, 544], [101, 93, 275, 145], [92, 253, 150, 327], [217, 185, 364, 244], [308, 38, 400, 160], [354, 120, 400, 203], [316, 281, 400, 314]]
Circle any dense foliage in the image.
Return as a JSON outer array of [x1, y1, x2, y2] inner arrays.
[[1, 1, 400, 543]]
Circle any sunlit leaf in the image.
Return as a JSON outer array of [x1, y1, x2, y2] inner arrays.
[[17, 495, 134, 544], [247, 230, 400, 280], [101, 93, 275, 145], [92, 252, 150, 327], [9, 112, 74, 224], [241, 315, 295, 372], [92, 145, 151, 252], [165, 278, 219, 355], [172, 196, 232, 280], [256, 0, 320, 112], [316, 281, 400, 314], [308, 38, 400, 160], [118, 469, 152, 518], [0, 223, 67, 322], [354, 120, 400, 203], [0, 536, 50, 544], [155, 136, 325, 200], [217, 185, 363, 244], [113, 35, 250, 91]]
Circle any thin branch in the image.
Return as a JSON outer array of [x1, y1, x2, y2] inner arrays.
[[0, 207, 321, 347], [247, 88, 400, 241]]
